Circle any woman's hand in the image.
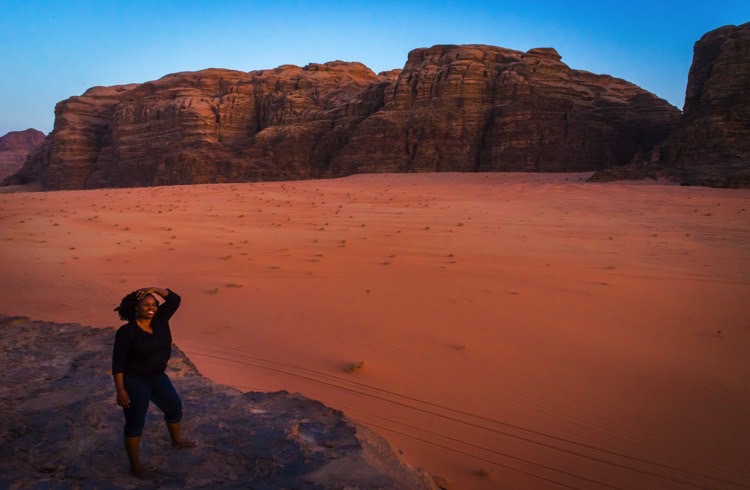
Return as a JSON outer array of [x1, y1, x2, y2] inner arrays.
[[136, 287, 169, 300], [116, 388, 131, 408]]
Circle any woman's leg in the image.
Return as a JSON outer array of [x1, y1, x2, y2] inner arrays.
[[122, 375, 152, 477], [123, 436, 150, 479], [150, 374, 196, 448]]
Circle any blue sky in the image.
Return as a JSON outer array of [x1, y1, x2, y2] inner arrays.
[[1, 1, 748, 136]]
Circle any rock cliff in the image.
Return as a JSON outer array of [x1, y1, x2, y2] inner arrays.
[[591, 22, 750, 187], [332, 46, 678, 176], [0, 128, 45, 181], [0, 315, 437, 489], [4, 45, 679, 190]]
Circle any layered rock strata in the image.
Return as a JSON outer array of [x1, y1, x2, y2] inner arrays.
[[0, 315, 436, 489], [5, 45, 679, 190], [591, 22, 750, 187], [0, 128, 45, 181]]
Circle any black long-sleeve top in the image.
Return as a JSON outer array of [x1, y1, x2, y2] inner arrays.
[[112, 290, 181, 378]]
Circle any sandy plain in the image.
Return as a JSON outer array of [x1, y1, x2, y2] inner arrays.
[[1, 172, 749, 489]]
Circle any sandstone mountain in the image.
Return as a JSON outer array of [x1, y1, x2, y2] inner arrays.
[[0, 128, 45, 181], [4, 45, 680, 190], [591, 22, 750, 187], [0, 315, 437, 489]]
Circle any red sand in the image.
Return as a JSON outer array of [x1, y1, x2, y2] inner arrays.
[[1, 173, 749, 489]]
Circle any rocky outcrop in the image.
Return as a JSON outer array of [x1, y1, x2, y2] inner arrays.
[[591, 22, 750, 187], [332, 46, 678, 176], [4, 45, 679, 190], [0, 315, 437, 489], [0, 128, 45, 181]]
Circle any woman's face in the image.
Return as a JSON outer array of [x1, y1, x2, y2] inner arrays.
[[135, 295, 158, 320]]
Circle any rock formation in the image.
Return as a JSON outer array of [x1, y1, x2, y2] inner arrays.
[[4, 45, 679, 190], [591, 22, 750, 187], [0, 128, 45, 181], [332, 46, 678, 176], [0, 315, 437, 489]]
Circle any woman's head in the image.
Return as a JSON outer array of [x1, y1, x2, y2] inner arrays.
[[114, 291, 159, 322]]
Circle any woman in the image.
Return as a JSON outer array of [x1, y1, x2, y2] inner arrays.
[[112, 287, 196, 479]]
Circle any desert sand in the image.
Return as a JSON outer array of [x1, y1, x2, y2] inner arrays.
[[1, 172, 749, 489]]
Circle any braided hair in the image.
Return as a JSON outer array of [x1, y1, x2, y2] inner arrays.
[[114, 291, 157, 322]]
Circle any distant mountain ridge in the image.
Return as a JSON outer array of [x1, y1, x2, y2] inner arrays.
[[5, 23, 749, 189], [3, 45, 680, 190], [0, 128, 44, 181]]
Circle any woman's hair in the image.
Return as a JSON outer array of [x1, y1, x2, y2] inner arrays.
[[114, 291, 157, 322]]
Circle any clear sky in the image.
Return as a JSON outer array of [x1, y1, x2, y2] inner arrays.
[[1, 1, 748, 136]]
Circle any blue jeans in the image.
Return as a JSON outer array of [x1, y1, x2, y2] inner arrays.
[[122, 373, 182, 437]]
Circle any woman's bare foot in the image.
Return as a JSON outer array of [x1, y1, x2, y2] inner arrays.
[[172, 438, 197, 449]]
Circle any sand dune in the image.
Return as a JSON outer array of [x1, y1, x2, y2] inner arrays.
[[1, 173, 749, 489]]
